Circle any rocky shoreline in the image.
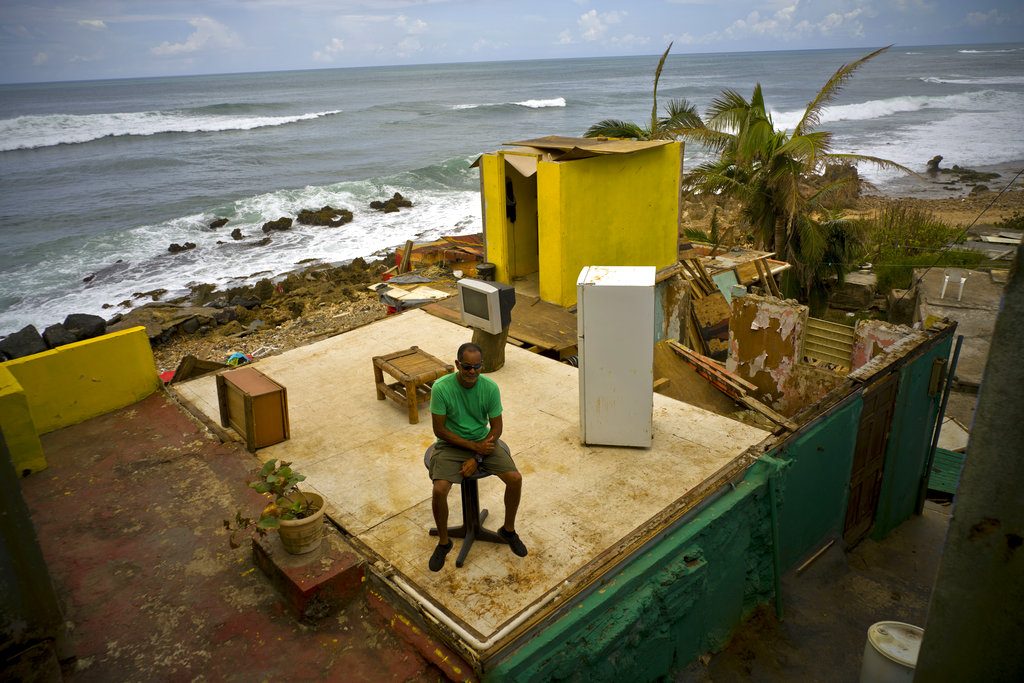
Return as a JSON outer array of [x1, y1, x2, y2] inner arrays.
[[2, 180, 1021, 372]]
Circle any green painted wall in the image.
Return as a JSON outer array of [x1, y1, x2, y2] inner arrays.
[[872, 336, 952, 538], [771, 397, 863, 570]]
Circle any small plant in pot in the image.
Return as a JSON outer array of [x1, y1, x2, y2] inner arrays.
[[224, 458, 326, 554]]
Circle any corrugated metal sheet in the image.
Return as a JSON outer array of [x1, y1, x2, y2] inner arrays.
[[803, 317, 855, 369]]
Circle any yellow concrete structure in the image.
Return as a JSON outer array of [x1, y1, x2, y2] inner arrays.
[[480, 136, 682, 307], [0, 366, 47, 475], [1, 327, 160, 437]]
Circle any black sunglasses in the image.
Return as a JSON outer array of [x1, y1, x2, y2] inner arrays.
[[457, 360, 483, 371]]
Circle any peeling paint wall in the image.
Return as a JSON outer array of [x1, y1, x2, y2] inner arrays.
[[851, 320, 916, 371], [726, 294, 810, 416], [655, 274, 690, 343]]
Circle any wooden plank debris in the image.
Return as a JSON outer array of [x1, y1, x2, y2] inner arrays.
[[667, 340, 797, 431]]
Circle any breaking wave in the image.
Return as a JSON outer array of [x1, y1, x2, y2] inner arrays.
[[0, 109, 344, 151], [958, 48, 1023, 54], [921, 75, 1024, 85], [772, 90, 1013, 130], [452, 97, 566, 110]]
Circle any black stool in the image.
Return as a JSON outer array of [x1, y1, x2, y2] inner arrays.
[[424, 443, 508, 568]]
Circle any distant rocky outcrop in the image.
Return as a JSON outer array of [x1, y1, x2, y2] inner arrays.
[[230, 228, 243, 240], [926, 155, 943, 174], [209, 218, 229, 229], [261, 217, 293, 232], [168, 242, 197, 254], [297, 206, 353, 227], [0, 325, 47, 360], [370, 192, 413, 213]]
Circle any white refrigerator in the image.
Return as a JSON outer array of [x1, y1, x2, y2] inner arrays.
[[577, 265, 655, 447]]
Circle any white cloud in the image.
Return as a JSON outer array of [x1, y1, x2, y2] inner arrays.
[[610, 33, 650, 47], [718, 3, 869, 42], [150, 17, 240, 56], [558, 29, 573, 45], [578, 9, 625, 42], [395, 15, 427, 34], [472, 38, 508, 52], [965, 9, 1002, 27], [312, 37, 345, 62], [33, 51, 48, 65], [396, 36, 422, 56], [78, 19, 107, 30]]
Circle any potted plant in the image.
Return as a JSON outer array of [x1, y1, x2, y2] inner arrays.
[[225, 458, 325, 554]]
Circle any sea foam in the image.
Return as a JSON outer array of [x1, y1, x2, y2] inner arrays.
[[452, 97, 566, 110], [921, 75, 1024, 85], [0, 109, 344, 151]]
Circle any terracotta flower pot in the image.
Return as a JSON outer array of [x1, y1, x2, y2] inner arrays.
[[277, 491, 325, 554]]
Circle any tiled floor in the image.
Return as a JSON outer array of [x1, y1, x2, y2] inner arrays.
[[172, 309, 769, 643]]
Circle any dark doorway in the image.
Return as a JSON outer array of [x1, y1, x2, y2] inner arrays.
[[844, 373, 900, 545]]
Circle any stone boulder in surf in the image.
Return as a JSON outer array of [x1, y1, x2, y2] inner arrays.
[[261, 217, 293, 232], [168, 242, 197, 253], [209, 218, 229, 229], [63, 313, 106, 341], [297, 206, 353, 227], [43, 323, 78, 349], [370, 192, 413, 213]]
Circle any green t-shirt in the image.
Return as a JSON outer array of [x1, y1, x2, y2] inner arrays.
[[430, 372, 502, 442]]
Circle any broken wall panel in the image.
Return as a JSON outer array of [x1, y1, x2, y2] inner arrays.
[[851, 320, 919, 371], [726, 294, 810, 416]]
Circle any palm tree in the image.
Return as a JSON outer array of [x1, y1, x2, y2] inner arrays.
[[584, 42, 704, 141], [683, 46, 911, 262]]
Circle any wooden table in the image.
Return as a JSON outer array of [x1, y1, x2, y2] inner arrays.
[[372, 346, 453, 424]]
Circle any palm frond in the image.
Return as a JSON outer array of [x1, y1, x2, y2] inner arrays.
[[584, 119, 648, 140], [824, 152, 918, 177], [651, 42, 673, 134], [794, 45, 891, 136], [705, 89, 750, 131]]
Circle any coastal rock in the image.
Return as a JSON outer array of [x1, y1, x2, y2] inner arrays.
[[926, 155, 943, 174], [63, 313, 106, 341], [297, 206, 353, 227], [229, 295, 261, 309], [261, 217, 292, 232], [168, 242, 197, 254], [370, 192, 413, 213], [209, 218, 229, 229], [253, 237, 272, 247], [107, 304, 222, 343], [230, 228, 243, 240], [0, 325, 47, 360], [42, 323, 78, 349]]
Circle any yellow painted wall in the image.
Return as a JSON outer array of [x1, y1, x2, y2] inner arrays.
[[0, 366, 47, 475], [1, 327, 160, 435], [480, 154, 510, 282], [539, 143, 681, 306]]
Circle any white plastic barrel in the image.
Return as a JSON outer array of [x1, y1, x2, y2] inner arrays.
[[859, 621, 923, 683]]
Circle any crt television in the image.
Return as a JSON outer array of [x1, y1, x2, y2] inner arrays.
[[458, 279, 516, 334]]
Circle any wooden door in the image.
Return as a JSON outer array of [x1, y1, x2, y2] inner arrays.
[[844, 373, 900, 545]]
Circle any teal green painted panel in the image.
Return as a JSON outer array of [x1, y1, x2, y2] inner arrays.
[[771, 398, 863, 571], [929, 447, 965, 494], [713, 270, 739, 303], [873, 335, 953, 539]]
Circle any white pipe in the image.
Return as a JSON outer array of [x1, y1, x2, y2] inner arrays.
[[389, 573, 565, 652]]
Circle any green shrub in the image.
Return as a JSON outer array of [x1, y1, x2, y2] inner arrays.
[[867, 202, 981, 293], [995, 210, 1024, 232]]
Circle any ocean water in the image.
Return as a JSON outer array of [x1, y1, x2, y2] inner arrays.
[[2, 43, 1023, 336]]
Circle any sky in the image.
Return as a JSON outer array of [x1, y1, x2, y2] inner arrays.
[[1, 0, 1021, 83]]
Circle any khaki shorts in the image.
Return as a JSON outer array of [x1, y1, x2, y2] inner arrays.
[[429, 439, 517, 484]]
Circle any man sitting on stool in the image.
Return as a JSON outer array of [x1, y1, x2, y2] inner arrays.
[[428, 342, 527, 571]]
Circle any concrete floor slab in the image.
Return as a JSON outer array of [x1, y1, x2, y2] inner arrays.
[[172, 309, 769, 646]]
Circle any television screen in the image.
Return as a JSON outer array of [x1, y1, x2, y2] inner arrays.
[[462, 288, 490, 319]]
